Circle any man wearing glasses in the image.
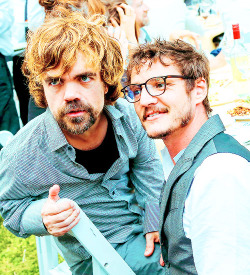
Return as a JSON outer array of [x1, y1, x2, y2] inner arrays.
[[124, 39, 250, 274]]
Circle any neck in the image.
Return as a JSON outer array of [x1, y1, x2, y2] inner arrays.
[[63, 112, 108, 151], [163, 106, 208, 161]]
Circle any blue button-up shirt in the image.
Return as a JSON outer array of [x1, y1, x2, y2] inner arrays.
[[0, 98, 165, 263]]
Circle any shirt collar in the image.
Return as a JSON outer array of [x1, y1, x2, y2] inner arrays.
[[104, 104, 123, 121], [43, 109, 69, 152]]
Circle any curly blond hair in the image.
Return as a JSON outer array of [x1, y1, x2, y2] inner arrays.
[[22, 8, 124, 108]]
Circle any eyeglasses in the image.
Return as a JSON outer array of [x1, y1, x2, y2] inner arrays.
[[122, 75, 194, 103]]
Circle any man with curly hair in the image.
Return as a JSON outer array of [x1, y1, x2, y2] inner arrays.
[[0, 8, 165, 274]]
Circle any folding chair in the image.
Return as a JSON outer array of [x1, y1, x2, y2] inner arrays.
[[36, 206, 135, 275]]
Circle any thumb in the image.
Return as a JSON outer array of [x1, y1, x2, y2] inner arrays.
[[49, 184, 60, 202], [144, 235, 155, 257]]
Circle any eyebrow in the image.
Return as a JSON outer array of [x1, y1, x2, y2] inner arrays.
[[43, 71, 97, 83]]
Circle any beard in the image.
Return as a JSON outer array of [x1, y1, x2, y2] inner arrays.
[[142, 107, 192, 139], [55, 100, 99, 135]]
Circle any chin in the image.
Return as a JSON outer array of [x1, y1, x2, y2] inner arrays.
[[144, 126, 172, 139]]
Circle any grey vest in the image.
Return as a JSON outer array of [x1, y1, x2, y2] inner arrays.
[[159, 115, 250, 274]]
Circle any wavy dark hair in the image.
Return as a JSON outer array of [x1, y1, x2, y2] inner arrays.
[[126, 39, 212, 114]]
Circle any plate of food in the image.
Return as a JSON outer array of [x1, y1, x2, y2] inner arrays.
[[227, 98, 250, 120]]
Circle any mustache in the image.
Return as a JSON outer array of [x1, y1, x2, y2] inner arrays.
[[60, 101, 92, 115], [142, 107, 169, 121]]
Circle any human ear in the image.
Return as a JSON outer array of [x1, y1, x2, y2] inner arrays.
[[104, 84, 109, 95], [194, 77, 207, 104]]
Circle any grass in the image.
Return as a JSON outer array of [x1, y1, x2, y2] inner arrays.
[[0, 215, 39, 274]]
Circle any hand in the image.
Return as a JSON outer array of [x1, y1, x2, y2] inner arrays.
[[160, 253, 165, 267], [107, 25, 128, 66], [144, 231, 160, 257], [111, 3, 137, 45], [41, 184, 80, 237], [169, 30, 200, 49]]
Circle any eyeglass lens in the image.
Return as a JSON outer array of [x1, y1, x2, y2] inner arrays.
[[125, 76, 166, 102]]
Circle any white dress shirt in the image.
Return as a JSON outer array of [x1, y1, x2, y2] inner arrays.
[[162, 149, 250, 274]]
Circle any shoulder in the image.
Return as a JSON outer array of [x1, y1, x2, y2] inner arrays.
[[185, 153, 250, 222], [195, 153, 249, 180], [191, 153, 250, 200]]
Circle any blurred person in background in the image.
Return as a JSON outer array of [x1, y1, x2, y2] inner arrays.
[[144, 0, 204, 49], [128, 0, 151, 43], [0, 0, 20, 136], [11, 0, 30, 126]]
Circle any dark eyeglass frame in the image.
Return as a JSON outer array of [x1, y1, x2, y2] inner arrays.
[[122, 75, 194, 103]]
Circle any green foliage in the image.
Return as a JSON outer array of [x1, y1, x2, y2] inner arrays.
[[0, 216, 39, 274]]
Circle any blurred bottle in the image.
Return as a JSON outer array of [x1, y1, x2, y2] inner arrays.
[[230, 23, 250, 98]]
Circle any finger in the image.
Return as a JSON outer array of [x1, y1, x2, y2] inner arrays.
[[160, 254, 165, 266], [49, 184, 60, 202], [116, 6, 125, 18], [50, 215, 81, 237], [144, 236, 155, 257], [110, 18, 119, 28], [46, 207, 77, 224], [46, 208, 80, 230], [42, 198, 75, 217], [119, 3, 134, 16]]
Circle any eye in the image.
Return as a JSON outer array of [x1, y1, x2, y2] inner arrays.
[[148, 78, 165, 90], [155, 82, 165, 89], [50, 78, 61, 86], [81, 75, 91, 83], [129, 85, 141, 95]]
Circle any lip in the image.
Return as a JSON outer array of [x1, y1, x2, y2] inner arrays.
[[144, 111, 166, 121], [66, 110, 85, 117]]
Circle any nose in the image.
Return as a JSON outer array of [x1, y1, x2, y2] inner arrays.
[[63, 82, 81, 102], [139, 86, 157, 107], [143, 3, 149, 12]]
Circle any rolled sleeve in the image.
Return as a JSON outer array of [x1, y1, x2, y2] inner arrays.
[[143, 200, 160, 234], [21, 199, 49, 236]]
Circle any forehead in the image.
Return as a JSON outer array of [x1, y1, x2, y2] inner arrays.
[[43, 52, 99, 79], [131, 58, 180, 83], [132, 0, 143, 7]]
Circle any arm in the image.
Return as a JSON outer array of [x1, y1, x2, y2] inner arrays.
[[129, 114, 165, 258], [169, 30, 200, 49], [113, 4, 137, 45], [184, 153, 250, 275], [0, 151, 79, 238], [128, 111, 165, 235]]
